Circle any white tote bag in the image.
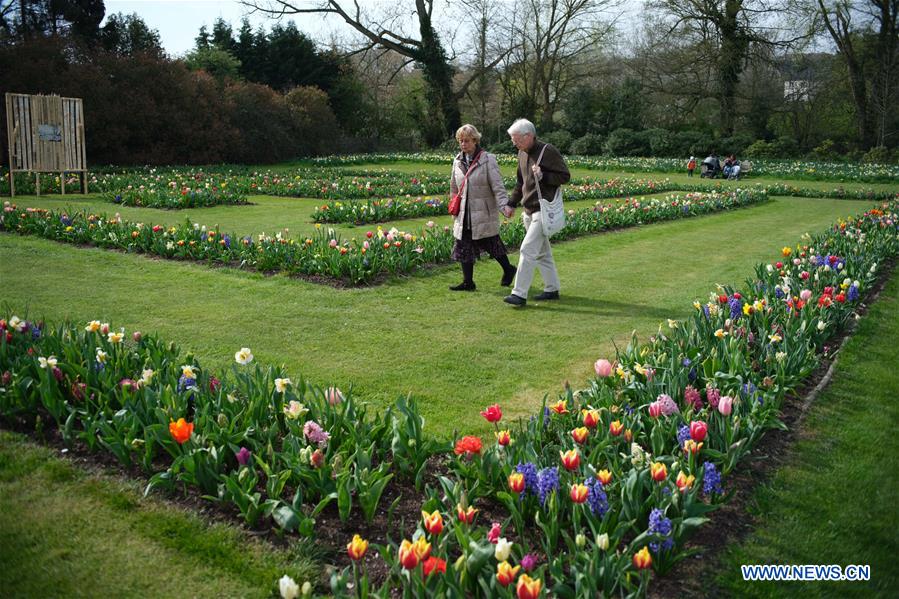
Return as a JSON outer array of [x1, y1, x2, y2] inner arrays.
[[534, 145, 565, 237]]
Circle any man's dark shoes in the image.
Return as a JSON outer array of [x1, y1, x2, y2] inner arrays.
[[450, 281, 476, 291], [534, 290, 560, 301], [503, 294, 527, 306], [501, 267, 517, 287]]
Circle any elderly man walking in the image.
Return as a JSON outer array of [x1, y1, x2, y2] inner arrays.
[[501, 119, 571, 307]]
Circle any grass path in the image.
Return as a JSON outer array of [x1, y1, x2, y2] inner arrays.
[[0, 196, 872, 436], [711, 270, 899, 598], [0, 430, 315, 598]]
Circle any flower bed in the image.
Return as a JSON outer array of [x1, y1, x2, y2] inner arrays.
[[313, 179, 898, 225], [2, 202, 896, 597], [307, 153, 899, 183], [1, 190, 770, 285]]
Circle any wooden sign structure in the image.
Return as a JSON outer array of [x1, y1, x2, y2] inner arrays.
[[5, 93, 88, 197]]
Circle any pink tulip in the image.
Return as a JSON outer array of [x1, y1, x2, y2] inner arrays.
[[800, 289, 812, 301], [594, 359, 613, 377], [718, 396, 734, 416], [648, 401, 662, 418]]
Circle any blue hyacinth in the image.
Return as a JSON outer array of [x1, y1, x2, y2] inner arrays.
[[703, 461, 724, 495], [222, 234, 231, 249], [848, 284, 859, 302], [648, 508, 674, 553], [516, 462, 539, 497], [178, 374, 197, 392], [775, 287, 785, 299], [729, 297, 742, 319], [536, 466, 559, 506], [31, 326, 41, 340], [677, 425, 691, 448], [585, 477, 608, 517]]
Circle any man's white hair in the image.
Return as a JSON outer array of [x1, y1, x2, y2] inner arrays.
[[507, 118, 536, 137]]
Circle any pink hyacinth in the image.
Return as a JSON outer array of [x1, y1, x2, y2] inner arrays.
[[657, 394, 678, 416], [706, 385, 721, 409], [684, 385, 702, 410], [303, 420, 331, 447], [594, 359, 613, 377]]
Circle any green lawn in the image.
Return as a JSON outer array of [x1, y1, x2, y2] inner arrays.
[[0, 430, 316, 598], [712, 270, 899, 598], [0, 196, 873, 436]]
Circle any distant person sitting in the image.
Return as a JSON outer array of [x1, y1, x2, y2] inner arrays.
[[728, 160, 742, 180], [722, 154, 736, 178]]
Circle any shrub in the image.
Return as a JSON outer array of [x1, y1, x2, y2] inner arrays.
[[285, 86, 340, 156], [642, 128, 674, 157], [811, 139, 839, 161], [542, 130, 574, 153], [862, 146, 891, 164], [717, 133, 754, 156], [569, 133, 605, 156], [743, 139, 776, 158], [604, 128, 647, 156], [487, 140, 517, 155]]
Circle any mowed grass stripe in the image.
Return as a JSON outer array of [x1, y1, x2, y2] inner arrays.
[[0, 196, 873, 435], [712, 270, 899, 598], [0, 431, 316, 598]]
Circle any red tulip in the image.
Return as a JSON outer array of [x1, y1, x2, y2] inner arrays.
[[690, 420, 708, 442], [481, 403, 503, 423], [609, 420, 624, 436], [560, 449, 580, 471], [570, 483, 589, 504]]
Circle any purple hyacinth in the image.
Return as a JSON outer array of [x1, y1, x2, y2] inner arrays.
[[848, 284, 859, 302], [729, 297, 742, 319], [658, 394, 679, 416], [536, 466, 559, 506], [676, 425, 691, 448], [703, 461, 723, 495], [31, 326, 41, 340], [775, 287, 785, 299], [648, 508, 674, 553], [516, 462, 539, 496], [222, 234, 231, 249], [702, 305, 710, 319], [585, 477, 608, 517]]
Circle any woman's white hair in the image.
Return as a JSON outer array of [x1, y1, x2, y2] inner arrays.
[[507, 118, 536, 137]]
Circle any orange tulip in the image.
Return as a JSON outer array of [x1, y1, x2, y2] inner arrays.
[[624, 428, 633, 443], [496, 561, 521, 587], [496, 430, 512, 446], [560, 449, 580, 471], [456, 503, 478, 524], [422, 510, 444, 536], [683, 439, 703, 455], [571, 427, 589, 444], [633, 546, 653, 569], [347, 534, 368, 560], [582, 409, 600, 429], [609, 420, 624, 436], [549, 400, 569, 415], [422, 556, 446, 578], [650, 462, 668, 482], [508, 472, 526, 494], [676, 471, 695, 492], [516, 574, 543, 599], [412, 536, 432, 561], [570, 483, 589, 504], [398, 539, 420, 569], [169, 418, 193, 444], [596, 469, 613, 486]]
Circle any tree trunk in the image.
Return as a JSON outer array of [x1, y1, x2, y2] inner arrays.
[[717, 0, 748, 135], [416, 2, 460, 144]]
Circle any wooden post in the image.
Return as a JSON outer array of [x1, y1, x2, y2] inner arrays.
[[61, 171, 66, 195], [7, 168, 13, 197], [35, 172, 40, 196]]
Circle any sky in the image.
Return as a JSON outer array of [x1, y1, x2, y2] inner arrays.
[[103, 0, 431, 57]]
